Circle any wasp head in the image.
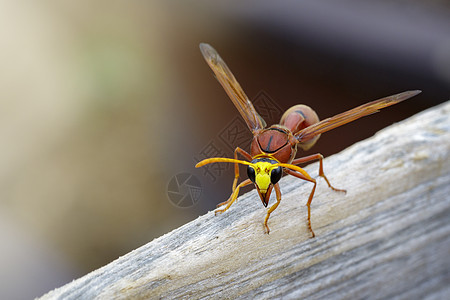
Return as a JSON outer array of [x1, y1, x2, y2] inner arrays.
[[247, 158, 282, 207]]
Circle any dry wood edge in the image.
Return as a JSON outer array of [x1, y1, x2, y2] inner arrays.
[[40, 102, 450, 300]]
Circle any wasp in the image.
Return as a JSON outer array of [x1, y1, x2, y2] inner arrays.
[[196, 43, 421, 237]]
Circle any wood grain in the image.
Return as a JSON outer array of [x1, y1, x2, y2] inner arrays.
[[40, 101, 450, 300]]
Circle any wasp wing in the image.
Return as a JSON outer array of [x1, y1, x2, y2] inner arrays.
[[200, 43, 266, 133], [295, 90, 421, 143]]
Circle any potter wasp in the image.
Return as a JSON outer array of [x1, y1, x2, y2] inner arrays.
[[196, 43, 421, 237]]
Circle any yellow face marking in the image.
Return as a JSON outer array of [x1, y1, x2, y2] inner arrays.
[[251, 161, 277, 192]]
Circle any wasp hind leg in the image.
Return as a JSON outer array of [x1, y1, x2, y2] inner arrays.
[[284, 169, 317, 238], [292, 154, 346, 193]]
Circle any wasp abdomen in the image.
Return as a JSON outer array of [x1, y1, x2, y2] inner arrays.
[[280, 104, 319, 133], [280, 104, 320, 151]]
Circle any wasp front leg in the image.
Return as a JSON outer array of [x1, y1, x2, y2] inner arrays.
[[231, 147, 252, 193], [215, 148, 252, 208], [263, 183, 282, 234], [292, 154, 346, 193], [215, 179, 252, 215]]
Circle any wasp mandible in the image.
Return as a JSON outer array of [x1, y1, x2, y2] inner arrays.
[[196, 43, 421, 237]]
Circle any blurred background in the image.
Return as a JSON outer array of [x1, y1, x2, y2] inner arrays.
[[0, 1, 449, 298]]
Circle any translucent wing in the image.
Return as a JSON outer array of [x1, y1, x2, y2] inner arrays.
[[200, 43, 266, 133], [295, 90, 421, 143]]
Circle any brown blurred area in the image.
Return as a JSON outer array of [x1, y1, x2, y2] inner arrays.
[[0, 1, 449, 298]]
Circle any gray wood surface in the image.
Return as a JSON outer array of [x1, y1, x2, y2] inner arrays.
[[40, 101, 450, 300]]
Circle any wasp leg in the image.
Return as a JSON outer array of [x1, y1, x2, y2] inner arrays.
[[215, 179, 252, 215], [284, 169, 317, 238], [292, 154, 346, 193], [231, 147, 253, 193], [216, 147, 251, 208], [263, 183, 282, 234]]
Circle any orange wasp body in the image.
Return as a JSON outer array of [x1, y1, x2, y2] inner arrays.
[[196, 43, 421, 237]]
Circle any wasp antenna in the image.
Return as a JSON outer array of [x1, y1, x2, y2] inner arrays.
[[195, 157, 251, 168], [277, 163, 312, 178]]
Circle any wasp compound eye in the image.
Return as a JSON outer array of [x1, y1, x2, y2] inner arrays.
[[270, 166, 282, 184], [247, 165, 256, 183]]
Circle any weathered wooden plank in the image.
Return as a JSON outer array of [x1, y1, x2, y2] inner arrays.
[[40, 101, 450, 300]]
